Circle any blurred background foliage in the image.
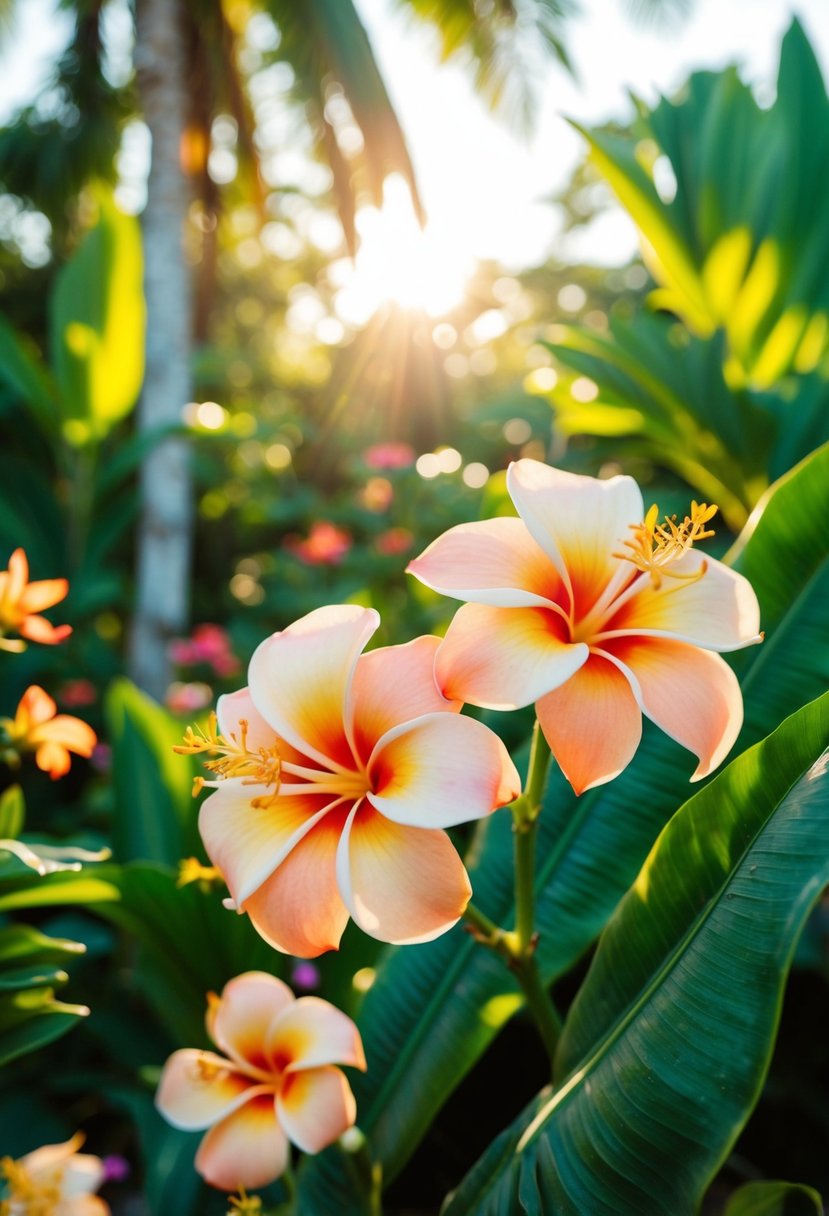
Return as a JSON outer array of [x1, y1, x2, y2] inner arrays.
[[0, 0, 827, 1213]]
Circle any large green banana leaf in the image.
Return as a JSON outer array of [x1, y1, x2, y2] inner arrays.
[[296, 442, 829, 1209], [544, 314, 829, 530], [443, 691, 829, 1215], [572, 19, 829, 388]]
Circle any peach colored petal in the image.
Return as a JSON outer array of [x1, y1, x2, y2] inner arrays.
[[195, 1093, 288, 1191], [216, 688, 310, 768], [21, 1133, 86, 1176], [277, 1065, 356, 1154], [406, 517, 565, 608], [59, 1153, 105, 1198], [242, 807, 351, 957], [604, 638, 743, 780], [435, 604, 589, 710], [535, 652, 642, 795], [349, 635, 460, 766], [155, 1049, 264, 1130], [35, 741, 72, 779], [267, 997, 366, 1074], [66, 1191, 108, 1214], [211, 972, 295, 1074], [18, 577, 69, 614], [367, 711, 520, 828], [337, 802, 471, 944], [18, 684, 57, 727], [508, 460, 644, 618], [601, 551, 762, 651], [19, 616, 72, 643], [249, 605, 378, 769], [199, 781, 332, 905], [6, 548, 28, 602], [31, 715, 96, 755]]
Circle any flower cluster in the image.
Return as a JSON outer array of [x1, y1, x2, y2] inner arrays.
[[0, 1133, 109, 1215], [159, 460, 763, 1196]]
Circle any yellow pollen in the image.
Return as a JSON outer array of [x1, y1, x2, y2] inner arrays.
[[614, 501, 718, 588], [0, 1156, 64, 1216], [175, 714, 282, 805], [177, 857, 224, 889], [192, 1053, 224, 1083], [228, 1190, 263, 1215]]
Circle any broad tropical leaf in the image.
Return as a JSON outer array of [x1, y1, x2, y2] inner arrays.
[[50, 188, 145, 445], [723, 1181, 823, 1216], [0, 923, 88, 1065], [572, 19, 829, 387], [443, 692, 829, 1215]]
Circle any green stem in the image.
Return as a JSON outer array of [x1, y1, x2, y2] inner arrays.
[[465, 721, 563, 1071]]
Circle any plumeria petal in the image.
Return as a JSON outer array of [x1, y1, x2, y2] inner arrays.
[[195, 1094, 288, 1191], [59, 1153, 105, 1198], [5, 548, 28, 602], [35, 741, 72, 779], [435, 604, 589, 709], [199, 781, 332, 905], [21, 1133, 86, 1176], [604, 637, 743, 780], [601, 551, 762, 651], [242, 807, 351, 957], [18, 684, 57, 727], [155, 1049, 265, 1130], [337, 802, 471, 944], [216, 688, 311, 768], [19, 615, 72, 643], [535, 653, 642, 794], [267, 997, 366, 1073], [407, 517, 565, 608], [210, 972, 295, 1074], [31, 715, 96, 754], [68, 1198, 109, 1216], [18, 577, 69, 614], [249, 605, 379, 769], [276, 1065, 356, 1154], [508, 460, 644, 618], [349, 635, 460, 766], [367, 711, 520, 828]]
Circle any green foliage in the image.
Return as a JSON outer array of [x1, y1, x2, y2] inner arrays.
[[442, 692, 829, 1215], [0, 921, 87, 1065], [572, 19, 829, 388], [105, 678, 201, 866], [723, 1181, 824, 1216], [0, 785, 24, 839], [50, 189, 145, 446]]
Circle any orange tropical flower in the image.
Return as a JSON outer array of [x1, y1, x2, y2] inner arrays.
[[0, 549, 71, 651], [181, 605, 519, 956], [156, 972, 366, 1191], [0, 1132, 109, 1215], [408, 460, 762, 795], [1, 686, 96, 779]]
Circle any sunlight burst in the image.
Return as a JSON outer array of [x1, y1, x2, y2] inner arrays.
[[334, 175, 473, 325]]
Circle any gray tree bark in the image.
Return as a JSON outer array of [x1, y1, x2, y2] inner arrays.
[[130, 0, 193, 701]]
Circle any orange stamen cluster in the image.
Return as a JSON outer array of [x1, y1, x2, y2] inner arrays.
[[176, 857, 224, 889], [228, 1191, 263, 1215], [0, 1156, 63, 1216], [615, 501, 718, 588], [174, 714, 282, 807]]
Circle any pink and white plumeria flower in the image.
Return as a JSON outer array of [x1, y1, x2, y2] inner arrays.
[[190, 605, 520, 957], [408, 460, 762, 795], [0, 1132, 109, 1215], [156, 972, 365, 1191]]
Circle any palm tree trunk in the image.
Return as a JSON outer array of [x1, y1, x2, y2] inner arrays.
[[130, 0, 193, 701]]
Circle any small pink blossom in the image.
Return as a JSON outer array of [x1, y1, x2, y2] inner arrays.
[[166, 682, 214, 716], [59, 679, 98, 708], [363, 442, 415, 470], [170, 625, 241, 678], [359, 477, 394, 512]]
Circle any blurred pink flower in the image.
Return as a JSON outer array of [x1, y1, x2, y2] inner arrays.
[[156, 972, 366, 1191], [90, 743, 112, 774], [101, 1155, 131, 1184], [291, 962, 321, 991], [166, 682, 214, 716], [170, 625, 241, 678], [375, 527, 414, 556], [59, 679, 98, 708], [284, 523, 352, 566], [363, 442, 415, 470]]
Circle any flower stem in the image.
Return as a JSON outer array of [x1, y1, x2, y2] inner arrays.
[[464, 720, 563, 1072]]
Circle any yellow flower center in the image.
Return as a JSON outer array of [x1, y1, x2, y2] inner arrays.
[[0, 1157, 63, 1216], [614, 501, 717, 589], [175, 714, 283, 808]]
